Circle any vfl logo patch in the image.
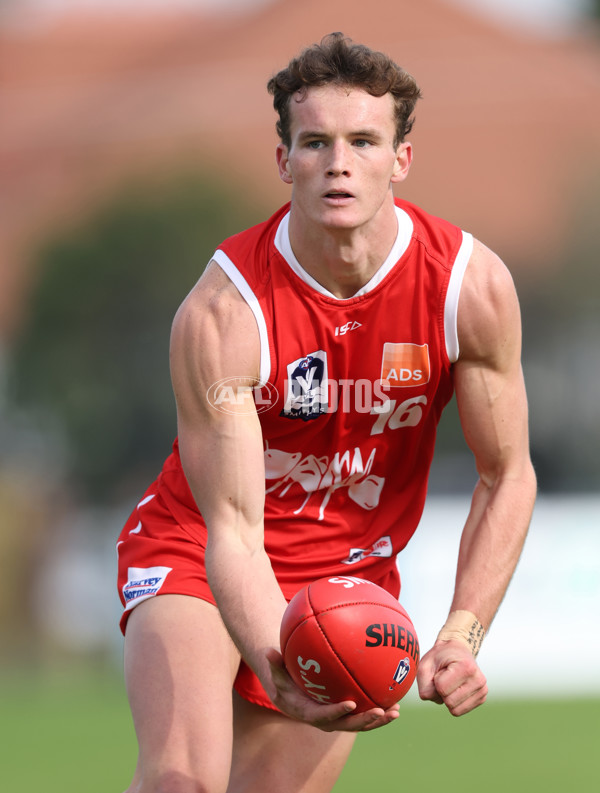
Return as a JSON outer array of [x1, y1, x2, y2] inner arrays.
[[122, 566, 172, 611], [390, 657, 411, 689], [280, 350, 328, 421], [380, 343, 430, 387]]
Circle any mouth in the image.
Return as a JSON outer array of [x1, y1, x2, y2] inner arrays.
[[323, 190, 354, 201]]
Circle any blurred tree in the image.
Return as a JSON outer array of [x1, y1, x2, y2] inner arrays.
[[7, 168, 599, 506], [7, 174, 263, 505]]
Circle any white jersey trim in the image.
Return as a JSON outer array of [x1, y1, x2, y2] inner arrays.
[[444, 231, 473, 363], [212, 249, 271, 387], [274, 206, 414, 300]]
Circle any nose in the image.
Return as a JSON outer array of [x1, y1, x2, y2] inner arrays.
[[326, 140, 350, 176]]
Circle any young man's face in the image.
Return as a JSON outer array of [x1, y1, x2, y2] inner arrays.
[[276, 84, 412, 233]]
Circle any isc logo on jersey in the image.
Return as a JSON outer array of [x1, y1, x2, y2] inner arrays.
[[380, 343, 430, 387]]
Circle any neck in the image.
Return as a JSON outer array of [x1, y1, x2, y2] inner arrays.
[[287, 200, 399, 299]]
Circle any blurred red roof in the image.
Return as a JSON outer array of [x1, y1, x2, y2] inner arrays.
[[1, 0, 600, 336]]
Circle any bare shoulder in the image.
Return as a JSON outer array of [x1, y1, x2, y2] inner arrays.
[[172, 260, 256, 343], [457, 238, 522, 368], [170, 261, 260, 406]]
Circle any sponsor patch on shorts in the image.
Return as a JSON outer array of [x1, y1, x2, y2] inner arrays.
[[122, 566, 173, 610], [341, 535, 393, 565]]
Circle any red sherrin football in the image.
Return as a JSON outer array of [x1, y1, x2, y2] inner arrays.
[[280, 576, 419, 712]]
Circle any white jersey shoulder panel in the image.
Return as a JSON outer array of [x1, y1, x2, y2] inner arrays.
[[211, 249, 271, 387]]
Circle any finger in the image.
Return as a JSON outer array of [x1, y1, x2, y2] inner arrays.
[[357, 704, 401, 732], [435, 670, 488, 716], [420, 689, 445, 705], [273, 679, 358, 723], [266, 646, 286, 671], [267, 649, 358, 722], [433, 656, 481, 698], [445, 681, 488, 717], [300, 696, 403, 733], [416, 671, 444, 704], [316, 704, 399, 733], [341, 703, 400, 730], [267, 648, 400, 731]]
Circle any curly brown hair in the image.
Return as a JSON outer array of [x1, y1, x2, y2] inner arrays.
[[267, 32, 422, 149]]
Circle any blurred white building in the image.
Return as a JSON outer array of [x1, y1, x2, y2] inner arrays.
[[35, 495, 600, 698]]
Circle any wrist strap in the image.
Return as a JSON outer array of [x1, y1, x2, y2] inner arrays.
[[436, 610, 485, 657]]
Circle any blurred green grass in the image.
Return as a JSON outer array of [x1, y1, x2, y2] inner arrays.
[[0, 669, 137, 792], [336, 694, 599, 792], [0, 670, 597, 792]]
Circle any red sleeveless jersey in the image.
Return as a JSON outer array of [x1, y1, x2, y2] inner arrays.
[[157, 199, 472, 599]]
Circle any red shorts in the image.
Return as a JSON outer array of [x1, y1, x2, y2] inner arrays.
[[116, 483, 400, 712]]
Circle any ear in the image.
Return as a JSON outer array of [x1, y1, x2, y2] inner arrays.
[[276, 143, 293, 184], [391, 141, 413, 184]]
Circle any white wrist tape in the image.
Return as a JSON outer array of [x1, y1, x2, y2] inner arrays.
[[436, 610, 485, 657]]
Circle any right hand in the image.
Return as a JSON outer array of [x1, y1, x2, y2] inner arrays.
[[417, 639, 488, 716], [265, 648, 400, 732]]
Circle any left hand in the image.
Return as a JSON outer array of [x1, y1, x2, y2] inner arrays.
[[265, 648, 401, 732], [417, 639, 488, 716]]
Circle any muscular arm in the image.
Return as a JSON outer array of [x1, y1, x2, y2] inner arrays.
[[171, 262, 396, 730], [417, 239, 537, 715], [451, 239, 536, 625], [171, 262, 279, 677]]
